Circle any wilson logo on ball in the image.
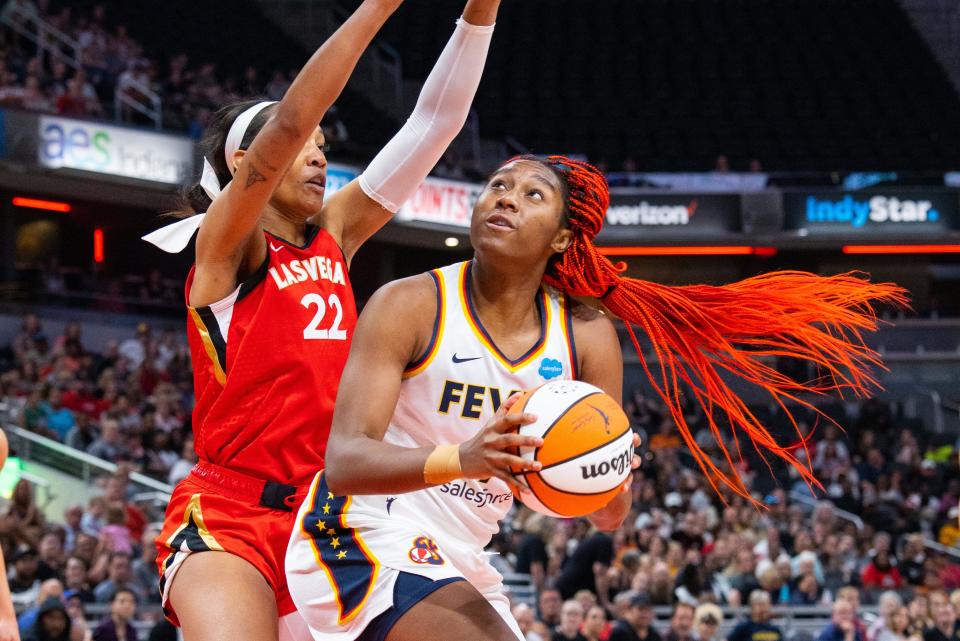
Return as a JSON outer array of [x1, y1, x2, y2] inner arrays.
[[581, 448, 633, 480], [508, 380, 632, 518]]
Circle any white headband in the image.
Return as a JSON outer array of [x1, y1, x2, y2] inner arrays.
[[144, 100, 277, 253], [201, 100, 277, 201]]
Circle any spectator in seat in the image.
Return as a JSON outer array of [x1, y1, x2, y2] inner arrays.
[[86, 419, 124, 462], [130, 526, 160, 604], [923, 595, 960, 641], [23, 598, 71, 641], [5, 481, 45, 550], [63, 557, 93, 604], [92, 588, 137, 641], [515, 513, 550, 592], [818, 598, 866, 641], [40, 387, 75, 442], [36, 532, 64, 581], [513, 603, 546, 641], [862, 550, 903, 590], [665, 603, 695, 641], [61, 506, 83, 552], [92, 552, 144, 604], [99, 504, 132, 555], [556, 528, 614, 599], [65, 415, 96, 453], [552, 600, 586, 641], [870, 592, 905, 641], [876, 606, 915, 641], [55, 78, 91, 117], [837, 586, 869, 641], [8, 547, 41, 608], [727, 590, 784, 641], [16, 579, 62, 638], [909, 596, 933, 638], [901, 535, 928, 587], [582, 606, 607, 641], [609, 593, 662, 641], [539, 589, 563, 628], [693, 604, 722, 641], [790, 571, 822, 605]]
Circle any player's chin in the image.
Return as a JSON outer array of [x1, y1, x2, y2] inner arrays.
[[296, 191, 325, 216]]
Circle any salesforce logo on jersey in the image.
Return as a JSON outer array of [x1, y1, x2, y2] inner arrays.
[[38, 116, 193, 185], [785, 191, 959, 231]]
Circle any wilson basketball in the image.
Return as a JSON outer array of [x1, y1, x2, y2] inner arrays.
[[509, 380, 633, 517]]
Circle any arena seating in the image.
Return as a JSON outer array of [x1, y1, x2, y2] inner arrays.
[[377, 0, 960, 172]]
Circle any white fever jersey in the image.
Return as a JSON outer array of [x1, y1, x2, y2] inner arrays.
[[353, 260, 577, 549]]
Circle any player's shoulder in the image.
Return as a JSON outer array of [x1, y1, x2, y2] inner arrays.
[[568, 297, 616, 337], [370, 271, 437, 303], [363, 271, 440, 322]]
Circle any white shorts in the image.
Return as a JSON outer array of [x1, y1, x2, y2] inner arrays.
[[285, 472, 522, 641]]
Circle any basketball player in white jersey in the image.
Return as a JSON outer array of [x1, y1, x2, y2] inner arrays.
[[285, 157, 638, 641]]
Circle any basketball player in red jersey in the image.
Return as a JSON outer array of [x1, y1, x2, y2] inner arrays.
[[144, 1, 504, 640], [286, 156, 904, 641]]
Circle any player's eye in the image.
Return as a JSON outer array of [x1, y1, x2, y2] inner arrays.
[[491, 180, 507, 190], [318, 142, 330, 153], [529, 190, 544, 201]]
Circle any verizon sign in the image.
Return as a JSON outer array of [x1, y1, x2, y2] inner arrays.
[[606, 200, 699, 226], [602, 193, 741, 236]]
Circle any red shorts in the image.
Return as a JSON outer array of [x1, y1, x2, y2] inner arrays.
[[155, 461, 311, 625]]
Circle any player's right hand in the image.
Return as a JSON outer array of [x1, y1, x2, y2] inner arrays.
[[457, 393, 542, 493]]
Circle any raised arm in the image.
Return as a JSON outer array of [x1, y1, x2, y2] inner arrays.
[[320, 0, 501, 262], [194, 0, 403, 282], [323, 275, 542, 497]]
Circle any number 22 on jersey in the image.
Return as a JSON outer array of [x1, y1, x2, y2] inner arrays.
[[301, 293, 347, 340]]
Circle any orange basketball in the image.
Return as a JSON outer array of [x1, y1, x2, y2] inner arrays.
[[509, 380, 633, 517]]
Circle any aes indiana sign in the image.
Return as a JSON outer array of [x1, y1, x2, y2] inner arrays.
[[38, 116, 194, 185]]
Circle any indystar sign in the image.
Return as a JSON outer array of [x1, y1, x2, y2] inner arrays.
[[785, 190, 959, 233], [804, 195, 939, 227]]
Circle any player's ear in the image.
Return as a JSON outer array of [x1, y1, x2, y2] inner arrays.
[[551, 228, 573, 254]]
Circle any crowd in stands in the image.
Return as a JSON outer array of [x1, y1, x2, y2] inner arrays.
[[0, 1, 349, 144], [2, 313, 960, 641], [0, 314, 194, 485]]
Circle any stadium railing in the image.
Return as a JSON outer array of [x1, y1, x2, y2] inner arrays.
[[0, 1, 80, 70], [2, 422, 172, 506]]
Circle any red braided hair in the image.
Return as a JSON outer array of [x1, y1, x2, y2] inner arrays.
[[515, 155, 909, 501]]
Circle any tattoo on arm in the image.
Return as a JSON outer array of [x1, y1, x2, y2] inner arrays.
[[253, 148, 280, 172], [244, 163, 267, 190]]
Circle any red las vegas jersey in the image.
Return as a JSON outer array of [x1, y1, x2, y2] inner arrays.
[[185, 225, 357, 487]]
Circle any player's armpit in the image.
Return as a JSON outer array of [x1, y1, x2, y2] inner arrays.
[[571, 306, 623, 404]]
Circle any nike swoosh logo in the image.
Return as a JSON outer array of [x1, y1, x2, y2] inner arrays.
[[269, 242, 283, 253], [452, 354, 482, 364]]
